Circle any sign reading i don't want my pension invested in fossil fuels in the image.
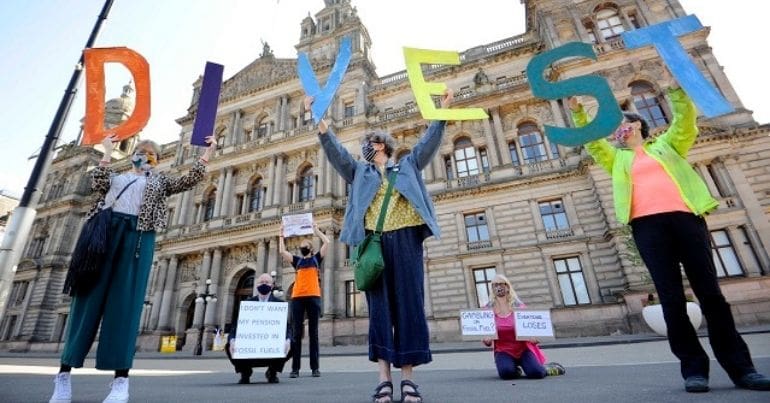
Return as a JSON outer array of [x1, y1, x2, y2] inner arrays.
[[81, 15, 732, 150], [232, 301, 288, 359]]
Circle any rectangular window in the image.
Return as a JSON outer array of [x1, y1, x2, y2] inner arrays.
[[235, 195, 244, 215], [554, 257, 590, 306], [52, 313, 68, 342], [344, 102, 355, 118], [444, 156, 454, 180], [345, 280, 366, 317], [710, 230, 744, 277], [539, 199, 570, 232], [508, 142, 520, 166], [9, 281, 29, 307], [29, 238, 45, 258], [473, 267, 497, 308], [1, 315, 17, 341], [707, 163, 732, 197], [550, 141, 560, 158], [464, 212, 490, 243], [256, 122, 268, 138], [479, 148, 490, 173]]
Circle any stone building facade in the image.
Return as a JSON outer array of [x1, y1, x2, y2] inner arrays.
[[2, 0, 769, 352]]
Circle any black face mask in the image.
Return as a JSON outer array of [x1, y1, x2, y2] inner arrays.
[[256, 284, 272, 296], [300, 247, 312, 256]]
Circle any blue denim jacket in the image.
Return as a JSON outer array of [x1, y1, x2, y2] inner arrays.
[[318, 121, 447, 246]]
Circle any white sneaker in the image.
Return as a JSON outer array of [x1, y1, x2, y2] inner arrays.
[[49, 372, 72, 403], [102, 377, 129, 403]]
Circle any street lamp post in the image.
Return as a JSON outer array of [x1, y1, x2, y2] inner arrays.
[[193, 279, 217, 356]]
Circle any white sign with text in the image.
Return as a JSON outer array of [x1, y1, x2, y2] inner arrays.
[[514, 310, 554, 341], [282, 213, 314, 237], [232, 301, 288, 359], [459, 309, 497, 339]]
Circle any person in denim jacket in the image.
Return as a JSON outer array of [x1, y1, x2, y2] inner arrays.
[[307, 90, 453, 403]]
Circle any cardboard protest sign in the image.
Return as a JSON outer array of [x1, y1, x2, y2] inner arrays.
[[297, 36, 352, 123], [622, 15, 733, 117], [527, 42, 623, 146], [82, 47, 150, 145], [403, 47, 488, 121], [459, 309, 497, 340], [191, 62, 224, 146], [514, 310, 554, 341], [282, 213, 314, 237], [232, 301, 289, 359]]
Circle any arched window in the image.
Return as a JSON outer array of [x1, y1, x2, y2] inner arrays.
[[596, 7, 625, 40], [203, 189, 216, 221], [518, 123, 547, 163], [231, 270, 256, 324], [631, 81, 668, 128], [249, 178, 263, 212], [298, 166, 315, 202], [453, 137, 479, 178]]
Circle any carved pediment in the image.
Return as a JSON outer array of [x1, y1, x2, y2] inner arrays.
[[220, 58, 298, 100]]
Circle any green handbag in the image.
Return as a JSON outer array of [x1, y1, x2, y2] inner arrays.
[[353, 170, 398, 291]]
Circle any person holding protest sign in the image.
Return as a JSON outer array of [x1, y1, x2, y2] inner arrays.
[[307, 89, 453, 403], [225, 273, 293, 384], [49, 134, 216, 403], [569, 69, 770, 393], [482, 274, 565, 380], [279, 222, 329, 378]]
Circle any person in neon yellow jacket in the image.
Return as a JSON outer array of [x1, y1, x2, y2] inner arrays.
[[568, 71, 769, 394]]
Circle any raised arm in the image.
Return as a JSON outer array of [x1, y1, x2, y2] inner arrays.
[[164, 135, 215, 195], [313, 223, 330, 259], [305, 96, 359, 183], [92, 135, 117, 194], [278, 225, 294, 264], [569, 97, 617, 174], [412, 89, 453, 170], [657, 87, 698, 157]]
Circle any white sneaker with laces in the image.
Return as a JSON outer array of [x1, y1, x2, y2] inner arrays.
[[49, 372, 72, 403], [102, 377, 129, 403]]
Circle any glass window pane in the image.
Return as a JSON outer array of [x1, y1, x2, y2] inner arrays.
[[555, 213, 569, 229], [455, 149, 465, 160], [554, 260, 567, 273], [476, 284, 490, 307], [718, 249, 743, 276], [467, 158, 478, 171], [465, 215, 476, 226], [571, 273, 590, 304], [712, 231, 729, 246], [712, 251, 727, 277], [558, 275, 576, 305], [543, 216, 556, 231], [467, 228, 478, 242], [474, 269, 486, 282], [478, 225, 489, 241]]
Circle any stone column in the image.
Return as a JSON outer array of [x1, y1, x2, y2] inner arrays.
[[322, 233, 336, 316], [149, 258, 168, 330], [491, 108, 512, 165], [157, 256, 178, 330], [221, 167, 234, 216], [318, 148, 327, 195], [229, 110, 241, 146], [266, 238, 278, 281], [192, 251, 212, 328], [266, 156, 277, 207], [481, 116, 500, 167], [273, 155, 285, 206], [213, 169, 226, 217], [255, 239, 267, 275], [432, 152, 445, 181], [424, 160, 435, 182], [204, 248, 223, 326], [176, 191, 190, 226]]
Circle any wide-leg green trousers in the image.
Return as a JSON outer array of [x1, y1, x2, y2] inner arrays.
[[61, 212, 156, 370]]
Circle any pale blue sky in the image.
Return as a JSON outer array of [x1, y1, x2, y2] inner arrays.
[[1, 0, 766, 198]]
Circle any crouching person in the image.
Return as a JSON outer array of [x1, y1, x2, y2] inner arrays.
[[225, 273, 293, 384]]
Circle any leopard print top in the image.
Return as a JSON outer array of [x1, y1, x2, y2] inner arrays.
[[87, 160, 207, 231]]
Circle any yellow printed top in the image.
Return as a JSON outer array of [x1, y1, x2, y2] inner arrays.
[[364, 168, 423, 232]]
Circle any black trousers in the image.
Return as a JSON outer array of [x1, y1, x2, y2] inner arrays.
[[631, 212, 755, 381], [291, 296, 321, 372], [224, 342, 291, 377]]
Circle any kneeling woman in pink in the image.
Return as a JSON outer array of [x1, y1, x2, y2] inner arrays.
[[482, 274, 564, 379]]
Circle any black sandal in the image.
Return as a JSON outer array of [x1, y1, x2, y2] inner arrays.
[[372, 381, 393, 403], [400, 380, 423, 403]]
